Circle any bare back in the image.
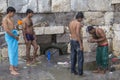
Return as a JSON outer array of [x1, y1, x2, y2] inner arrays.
[[95, 28, 108, 45], [69, 20, 82, 41]]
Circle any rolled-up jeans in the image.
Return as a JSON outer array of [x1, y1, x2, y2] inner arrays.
[[70, 40, 84, 75]]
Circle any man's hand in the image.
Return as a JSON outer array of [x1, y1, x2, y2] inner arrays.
[[80, 45, 84, 51], [88, 38, 97, 43], [25, 39, 28, 44], [15, 36, 19, 41]]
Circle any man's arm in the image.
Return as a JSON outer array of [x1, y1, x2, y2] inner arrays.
[[32, 27, 37, 40], [76, 23, 83, 50], [2, 19, 18, 39], [95, 29, 106, 42], [22, 20, 27, 42]]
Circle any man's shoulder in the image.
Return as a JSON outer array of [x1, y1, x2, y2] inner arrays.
[[22, 18, 28, 23], [22, 18, 26, 21], [96, 28, 104, 33], [2, 16, 7, 22]]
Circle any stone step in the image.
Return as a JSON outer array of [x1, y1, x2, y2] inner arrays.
[[111, 0, 120, 4], [34, 26, 64, 35]]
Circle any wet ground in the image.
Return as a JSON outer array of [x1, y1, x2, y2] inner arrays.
[[0, 54, 120, 80]]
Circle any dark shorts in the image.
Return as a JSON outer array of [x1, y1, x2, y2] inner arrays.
[[26, 34, 34, 41]]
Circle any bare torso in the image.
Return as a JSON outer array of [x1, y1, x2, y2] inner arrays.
[[95, 28, 108, 45], [2, 16, 15, 31], [69, 20, 82, 41], [22, 18, 34, 34]]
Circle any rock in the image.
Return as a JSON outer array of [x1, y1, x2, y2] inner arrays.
[[99, 26, 113, 38], [71, 0, 112, 11], [34, 26, 64, 35], [8, 0, 38, 13], [34, 27, 44, 35], [53, 12, 75, 26], [19, 44, 40, 56], [111, 0, 120, 4], [38, 0, 51, 13], [83, 38, 97, 52], [0, 0, 7, 13], [82, 26, 89, 38], [114, 12, 120, 24], [113, 31, 120, 40], [1, 45, 41, 57], [84, 12, 105, 25], [37, 35, 52, 44], [1, 48, 8, 58], [32, 14, 56, 26], [52, 0, 71, 12], [67, 43, 71, 53], [104, 12, 114, 25], [113, 24, 120, 31], [112, 39, 120, 56], [114, 4, 120, 12], [44, 26, 64, 34], [18, 30, 25, 44], [56, 33, 70, 43]]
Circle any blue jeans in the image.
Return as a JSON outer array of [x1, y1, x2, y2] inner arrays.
[[70, 40, 84, 75]]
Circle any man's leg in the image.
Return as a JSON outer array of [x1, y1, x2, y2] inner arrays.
[[31, 40, 38, 63], [93, 47, 102, 73], [78, 50, 84, 75], [70, 41, 77, 74], [100, 46, 108, 74], [26, 41, 31, 64], [10, 65, 19, 75]]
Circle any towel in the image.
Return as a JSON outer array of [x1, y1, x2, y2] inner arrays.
[[5, 29, 18, 67]]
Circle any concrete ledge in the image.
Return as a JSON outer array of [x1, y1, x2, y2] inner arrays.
[[111, 0, 120, 4], [0, 32, 5, 35], [35, 26, 64, 35]]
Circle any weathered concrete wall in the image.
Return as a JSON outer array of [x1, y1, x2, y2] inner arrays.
[[0, 0, 120, 57]]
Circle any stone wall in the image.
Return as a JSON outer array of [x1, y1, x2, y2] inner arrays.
[[0, 0, 120, 57]]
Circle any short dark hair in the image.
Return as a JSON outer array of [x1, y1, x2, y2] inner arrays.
[[76, 12, 84, 19], [26, 9, 33, 15], [7, 7, 16, 14], [87, 26, 94, 32]]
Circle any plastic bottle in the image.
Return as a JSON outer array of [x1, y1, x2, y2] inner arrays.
[[47, 51, 51, 61]]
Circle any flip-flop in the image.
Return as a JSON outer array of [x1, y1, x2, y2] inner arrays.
[[26, 63, 31, 66]]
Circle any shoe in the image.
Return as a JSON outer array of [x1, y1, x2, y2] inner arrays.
[[78, 74, 86, 77], [71, 71, 78, 75], [78, 72, 83, 76]]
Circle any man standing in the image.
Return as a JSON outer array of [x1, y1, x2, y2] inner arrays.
[[22, 9, 38, 65], [2, 7, 19, 75], [69, 12, 84, 76], [87, 26, 108, 74]]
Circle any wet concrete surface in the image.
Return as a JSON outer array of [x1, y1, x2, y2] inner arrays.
[[0, 54, 120, 80]]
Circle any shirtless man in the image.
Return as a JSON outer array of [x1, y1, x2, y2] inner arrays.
[[87, 26, 108, 74], [22, 9, 38, 65], [2, 7, 19, 75], [69, 12, 84, 76]]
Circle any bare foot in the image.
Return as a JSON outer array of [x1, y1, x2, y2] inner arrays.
[[26, 60, 31, 65], [9, 67, 12, 71], [9, 67, 18, 71], [92, 70, 100, 73], [99, 70, 106, 74], [31, 59, 37, 64], [14, 67, 18, 71], [10, 70, 20, 76], [26, 62, 31, 66]]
